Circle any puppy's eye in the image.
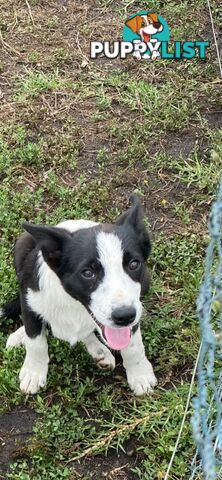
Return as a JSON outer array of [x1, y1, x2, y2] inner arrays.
[[81, 269, 95, 279], [129, 260, 141, 271], [141, 22, 145, 26]]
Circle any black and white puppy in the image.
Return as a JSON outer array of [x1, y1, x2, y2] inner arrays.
[[1, 196, 157, 396]]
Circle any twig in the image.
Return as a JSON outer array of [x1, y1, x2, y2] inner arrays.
[[9, 11, 18, 32], [207, 0, 222, 79], [0, 30, 21, 56], [124, 0, 137, 14], [76, 31, 89, 64], [66, 409, 166, 464], [42, 95, 53, 113], [25, 0, 35, 27], [108, 464, 129, 478]]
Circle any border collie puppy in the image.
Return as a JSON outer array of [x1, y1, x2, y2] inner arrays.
[[1, 196, 157, 396]]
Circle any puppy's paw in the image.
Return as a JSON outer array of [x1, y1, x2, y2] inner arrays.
[[127, 359, 157, 396], [95, 348, 116, 370], [152, 51, 160, 60], [6, 326, 26, 349], [133, 51, 142, 60], [19, 362, 48, 394]]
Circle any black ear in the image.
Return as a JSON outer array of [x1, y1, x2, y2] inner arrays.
[[116, 195, 151, 258], [23, 223, 71, 271], [116, 195, 143, 228]]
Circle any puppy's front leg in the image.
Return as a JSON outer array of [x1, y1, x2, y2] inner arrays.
[[18, 304, 49, 394], [83, 332, 115, 370], [121, 327, 157, 396]]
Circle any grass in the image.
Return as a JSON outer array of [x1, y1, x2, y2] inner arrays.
[[0, 0, 222, 478], [14, 72, 73, 101]]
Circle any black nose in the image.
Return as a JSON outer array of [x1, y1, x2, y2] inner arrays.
[[112, 307, 136, 326], [153, 22, 161, 29]]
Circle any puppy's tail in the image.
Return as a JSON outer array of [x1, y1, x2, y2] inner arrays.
[[1, 297, 25, 349], [0, 296, 21, 322]]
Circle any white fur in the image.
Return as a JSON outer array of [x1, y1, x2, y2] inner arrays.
[[6, 326, 25, 348], [90, 232, 142, 328], [28, 256, 95, 344], [19, 330, 49, 394], [56, 219, 98, 232], [121, 328, 157, 395], [83, 332, 115, 370]]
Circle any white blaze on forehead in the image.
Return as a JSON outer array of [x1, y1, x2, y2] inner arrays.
[[96, 232, 123, 273], [90, 230, 142, 330], [141, 15, 149, 25]]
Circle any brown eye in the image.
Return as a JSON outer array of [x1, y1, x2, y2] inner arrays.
[[82, 269, 95, 279], [141, 22, 145, 27], [129, 260, 141, 271]]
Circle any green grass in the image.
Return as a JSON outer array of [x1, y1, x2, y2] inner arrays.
[[15, 72, 73, 101], [0, 0, 222, 478]]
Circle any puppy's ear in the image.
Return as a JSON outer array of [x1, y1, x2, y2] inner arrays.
[[116, 195, 151, 258], [125, 16, 140, 33], [23, 223, 71, 271], [148, 13, 158, 23]]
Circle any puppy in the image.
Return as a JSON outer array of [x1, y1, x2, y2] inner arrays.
[[125, 12, 163, 59], [1, 196, 157, 396]]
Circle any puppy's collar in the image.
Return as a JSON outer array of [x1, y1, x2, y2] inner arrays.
[[84, 304, 103, 330]]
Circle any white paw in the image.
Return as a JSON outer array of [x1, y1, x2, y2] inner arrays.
[[152, 51, 160, 59], [6, 326, 26, 349], [94, 347, 116, 370], [126, 360, 157, 396], [133, 51, 142, 60], [142, 53, 151, 59], [19, 361, 48, 394]]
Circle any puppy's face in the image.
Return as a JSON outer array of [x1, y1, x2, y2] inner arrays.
[[24, 197, 151, 350], [126, 13, 163, 42]]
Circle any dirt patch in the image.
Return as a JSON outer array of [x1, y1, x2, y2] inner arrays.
[[71, 447, 140, 480], [0, 408, 37, 477], [162, 129, 208, 159], [205, 111, 222, 129]]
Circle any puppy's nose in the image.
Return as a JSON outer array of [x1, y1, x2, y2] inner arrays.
[[154, 22, 161, 28], [112, 307, 136, 326]]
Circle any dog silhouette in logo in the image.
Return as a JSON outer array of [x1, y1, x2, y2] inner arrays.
[[125, 12, 163, 59]]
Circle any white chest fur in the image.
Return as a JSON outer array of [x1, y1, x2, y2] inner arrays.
[[26, 219, 98, 345]]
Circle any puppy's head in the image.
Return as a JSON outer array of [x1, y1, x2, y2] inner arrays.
[[126, 13, 163, 41], [23, 196, 151, 350]]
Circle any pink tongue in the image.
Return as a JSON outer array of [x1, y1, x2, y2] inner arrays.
[[143, 32, 151, 43], [104, 326, 131, 350]]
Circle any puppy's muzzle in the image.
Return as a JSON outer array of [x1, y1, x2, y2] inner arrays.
[[112, 306, 136, 327]]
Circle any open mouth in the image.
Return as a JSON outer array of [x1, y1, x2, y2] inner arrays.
[[143, 32, 151, 43], [102, 325, 131, 350], [97, 320, 132, 350], [86, 307, 132, 350], [85, 305, 133, 350]]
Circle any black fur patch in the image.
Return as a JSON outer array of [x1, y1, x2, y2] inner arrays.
[[20, 295, 43, 338], [59, 226, 105, 305], [0, 296, 21, 321], [2, 195, 152, 338]]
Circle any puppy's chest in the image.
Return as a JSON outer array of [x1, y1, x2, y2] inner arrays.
[[27, 288, 94, 344]]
